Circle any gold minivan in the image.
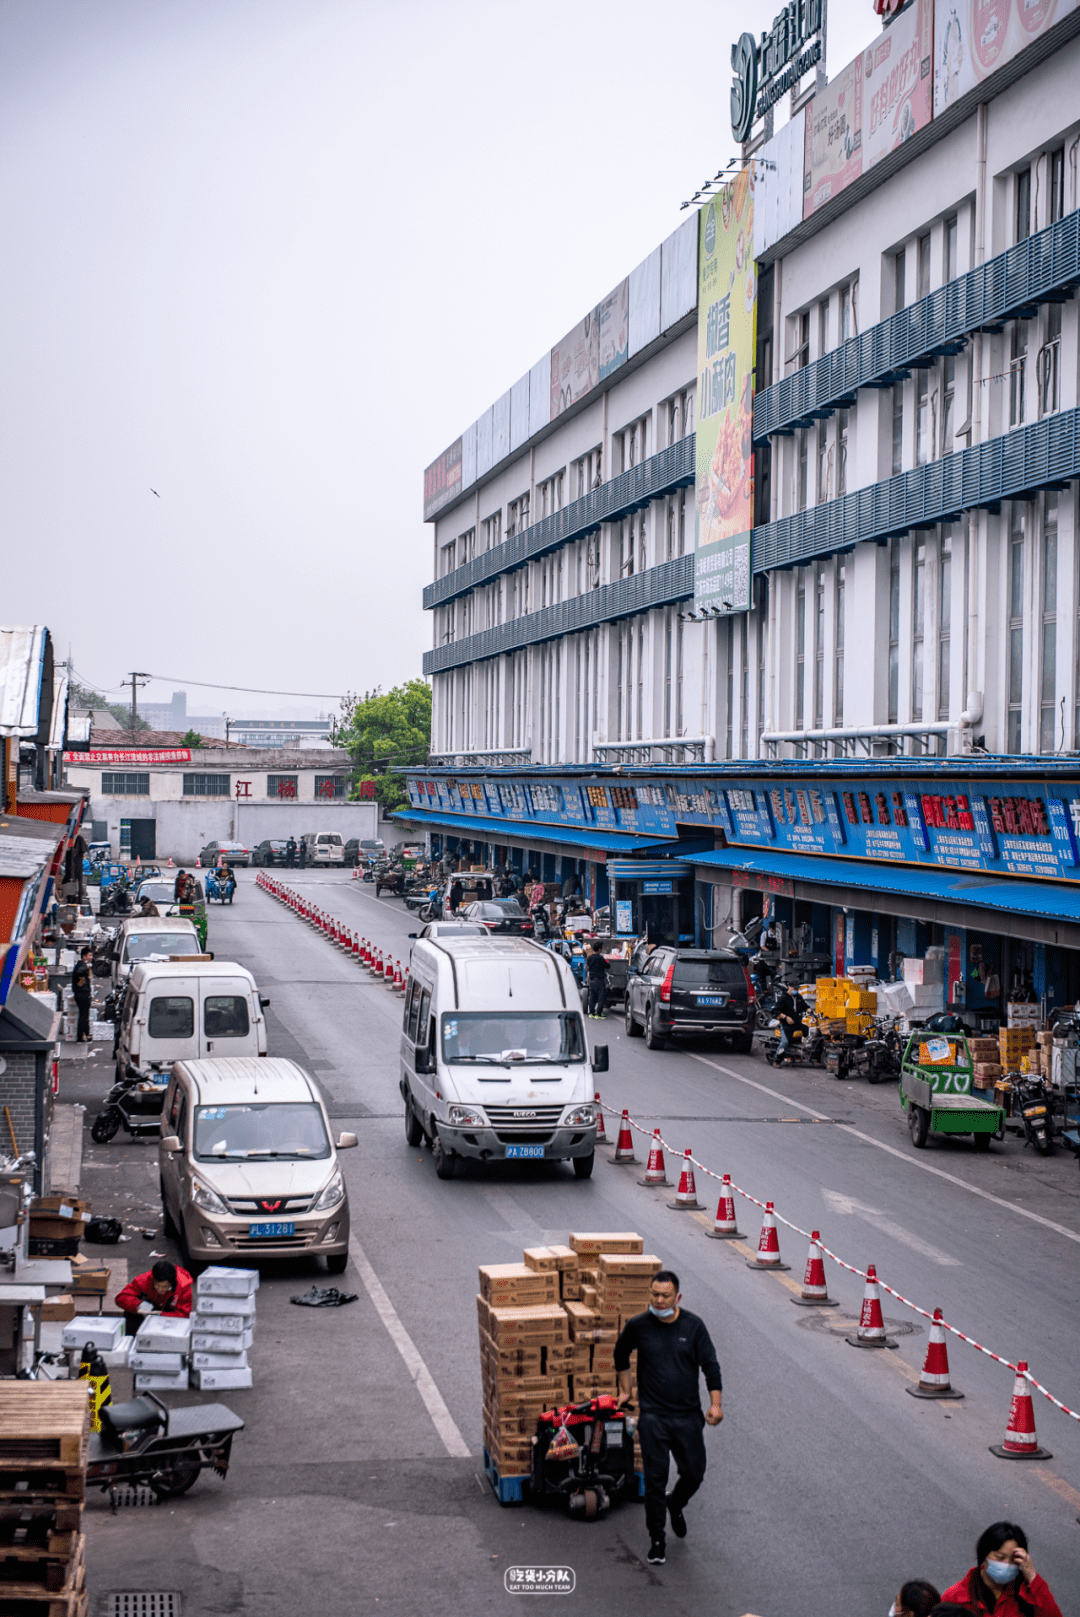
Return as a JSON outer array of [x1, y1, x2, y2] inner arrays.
[[159, 1057, 356, 1272]]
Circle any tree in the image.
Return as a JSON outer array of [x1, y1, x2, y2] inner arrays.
[[181, 729, 204, 749], [337, 681, 431, 814]]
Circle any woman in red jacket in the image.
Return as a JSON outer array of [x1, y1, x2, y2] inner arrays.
[[115, 1259, 193, 1334], [940, 1521, 1062, 1616]]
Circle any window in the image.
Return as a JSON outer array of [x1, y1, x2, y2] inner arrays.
[[891, 384, 904, 475], [938, 532, 952, 720], [1039, 304, 1061, 417], [816, 421, 830, 503], [894, 249, 906, 313], [944, 214, 958, 284], [101, 772, 149, 796], [1009, 322, 1027, 427], [536, 471, 564, 519], [888, 543, 900, 724], [819, 296, 830, 356], [795, 576, 806, 732], [836, 410, 849, 496], [666, 489, 688, 558], [839, 280, 857, 343], [797, 429, 808, 511], [148, 996, 194, 1040], [204, 995, 250, 1039], [916, 371, 931, 466], [405, 979, 421, 1041], [573, 447, 602, 498], [1016, 167, 1032, 243], [617, 415, 649, 473], [666, 388, 694, 444], [1050, 146, 1065, 224], [506, 493, 530, 538], [912, 540, 926, 721], [813, 567, 825, 733], [941, 354, 956, 455], [1039, 494, 1058, 753], [268, 774, 297, 798], [917, 233, 931, 300], [834, 563, 845, 725], [787, 310, 810, 373], [183, 773, 230, 796], [481, 510, 502, 551], [1007, 503, 1025, 752], [314, 775, 346, 799]]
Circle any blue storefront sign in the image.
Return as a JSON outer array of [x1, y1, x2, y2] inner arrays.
[[642, 880, 674, 894]]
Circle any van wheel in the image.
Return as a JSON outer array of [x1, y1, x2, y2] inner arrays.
[[573, 1153, 594, 1179], [326, 1251, 349, 1274], [431, 1130, 455, 1180], [908, 1105, 930, 1149], [404, 1097, 423, 1148], [625, 1002, 642, 1037], [644, 1006, 664, 1050]]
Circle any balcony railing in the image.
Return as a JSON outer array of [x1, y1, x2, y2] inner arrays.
[[423, 436, 695, 610], [428, 748, 533, 767], [753, 207, 1080, 443], [753, 407, 1080, 573], [594, 736, 714, 765], [422, 554, 694, 674]]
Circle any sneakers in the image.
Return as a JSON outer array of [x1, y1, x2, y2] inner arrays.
[[667, 1496, 687, 1538], [646, 1538, 666, 1565]]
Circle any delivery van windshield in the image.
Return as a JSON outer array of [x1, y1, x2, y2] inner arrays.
[[441, 1012, 585, 1064], [125, 932, 200, 962], [194, 1102, 330, 1160]]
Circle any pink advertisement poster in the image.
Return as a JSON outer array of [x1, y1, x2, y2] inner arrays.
[[803, 58, 863, 218], [935, 0, 1079, 111], [863, 0, 934, 169]]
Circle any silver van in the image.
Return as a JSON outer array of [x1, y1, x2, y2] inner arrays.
[[110, 915, 203, 989], [116, 960, 268, 1082], [400, 936, 605, 1181], [159, 1057, 357, 1271], [301, 832, 345, 867]]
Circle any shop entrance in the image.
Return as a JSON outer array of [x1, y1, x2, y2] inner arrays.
[[128, 820, 156, 859]]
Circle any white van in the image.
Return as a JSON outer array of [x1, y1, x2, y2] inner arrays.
[[116, 960, 269, 1081], [301, 832, 345, 867], [400, 936, 605, 1181], [110, 915, 203, 989], [159, 1057, 356, 1271]]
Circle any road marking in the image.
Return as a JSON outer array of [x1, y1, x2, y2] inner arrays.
[[1036, 1470, 1080, 1511], [821, 1188, 961, 1267], [348, 1233, 470, 1458], [687, 1054, 1080, 1247]]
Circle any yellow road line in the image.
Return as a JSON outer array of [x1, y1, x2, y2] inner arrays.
[[1036, 1470, 1080, 1511]]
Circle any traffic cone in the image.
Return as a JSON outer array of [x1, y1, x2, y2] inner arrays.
[[387, 958, 400, 988], [610, 1111, 637, 1164], [167, 857, 174, 867], [790, 1231, 837, 1306], [395, 961, 406, 992], [746, 1201, 791, 1270], [846, 1264, 898, 1348], [907, 1308, 964, 1399], [668, 1149, 703, 1210], [706, 1174, 741, 1240], [374, 950, 385, 980], [594, 1094, 607, 1144], [352, 933, 361, 960], [195, 856, 200, 868], [989, 1361, 1052, 1459], [361, 938, 371, 965], [638, 1130, 669, 1187]]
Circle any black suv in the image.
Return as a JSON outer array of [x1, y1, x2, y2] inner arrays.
[[251, 839, 290, 867], [624, 948, 755, 1052]]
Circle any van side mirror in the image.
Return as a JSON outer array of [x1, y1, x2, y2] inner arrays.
[[408, 933, 417, 939], [414, 1047, 435, 1075], [260, 997, 270, 1008], [592, 1045, 609, 1072], [160, 1135, 181, 1153], [336, 1132, 358, 1149]]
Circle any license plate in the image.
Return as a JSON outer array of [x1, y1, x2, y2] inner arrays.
[[248, 1221, 294, 1238], [697, 995, 728, 1007], [505, 1145, 544, 1159]]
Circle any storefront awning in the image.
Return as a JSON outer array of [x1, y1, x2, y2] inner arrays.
[[393, 808, 679, 858], [692, 845, 1080, 942]]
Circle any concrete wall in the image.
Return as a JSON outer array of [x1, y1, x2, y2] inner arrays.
[[85, 799, 378, 863], [0, 1049, 51, 1195]]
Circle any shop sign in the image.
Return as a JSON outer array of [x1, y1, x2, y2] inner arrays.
[[732, 869, 795, 898], [615, 899, 634, 934], [643, 880, 674, 894], [1047, 797, 1080, 866], [730, 0, 825, 144], [584, 849, 609, 865], [66, 748, 191, 764]]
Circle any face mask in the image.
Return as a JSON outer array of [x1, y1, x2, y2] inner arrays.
[[888, 1605, 900, 1617], [984, 1560, 1017, 1587], [649, 1304, 676, 1319]]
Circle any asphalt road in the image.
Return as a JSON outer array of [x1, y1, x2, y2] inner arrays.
[[77, 868, 1080, 1616]]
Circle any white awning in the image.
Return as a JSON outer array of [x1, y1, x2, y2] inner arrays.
[[0, 627, 46, 737]]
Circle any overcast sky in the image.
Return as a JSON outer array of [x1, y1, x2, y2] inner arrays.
[[0, 0, 880, 718]]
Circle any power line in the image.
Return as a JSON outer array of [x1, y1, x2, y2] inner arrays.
[[73, 668, 345, 700]]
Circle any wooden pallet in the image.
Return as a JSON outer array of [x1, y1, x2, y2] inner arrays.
[[0, 1520, 79, 1558], [0, 1506, 82, 1539], [0, 1592, 86, 1617], [0, 1389, 89, 1470], [0, 1534, 84, 1600], [0, 1472, 86, 1503]]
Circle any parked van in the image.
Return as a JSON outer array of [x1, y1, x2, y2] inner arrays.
[[110, 916, 203, 989], [301, 832, 345, 867], [116, 960, 269, 1082], [159, 1057, 357, 1271], [400, 936, 605, 1181]]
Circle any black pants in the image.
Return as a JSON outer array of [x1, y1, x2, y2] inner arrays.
[[74, 993, 92, 1041], [638, 1409, 708, 1540], [586, 977, 607, 1015]]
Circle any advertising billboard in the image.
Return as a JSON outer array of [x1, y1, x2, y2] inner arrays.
[[598, 279, 629, 382], [550, 310, 600, 419], [695, 173, 755, 615], [935, 0, 1078, 111], [803, 56, 863, 217], [423, 437, 463, 522]]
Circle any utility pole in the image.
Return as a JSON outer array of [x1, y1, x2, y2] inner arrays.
[[126, 672, 150, 743]]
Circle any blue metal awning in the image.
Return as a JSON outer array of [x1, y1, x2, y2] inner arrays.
[[392, 808, 679, 857], [691, 846, 1080, 926]]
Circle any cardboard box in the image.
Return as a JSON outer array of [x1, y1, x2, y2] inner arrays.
[[69, 1265, 109, 1295], [478, 1264, 559, 1304], [191, 1366, 253, 1390], [568, 1233, 643, 1256], [135, 1371, 190, 1391], [192, 1349, 249, 1370], [191, 1312, 251, 1335], [196, 1266, 259, 1297], [596, 1253, 662, 1279], [522, 1245, 578, 1274], [193, 1292, 256, 1318], [560, 1280, 583, 1301], [135, 1316, 191, 1352], [62, 1315, 125, 1351], [191, 1328, 254, 1353], [40, 1294, 76, 1322], [31, 1197, 91, 1218], [129, 1350, 186, 1372], [486, 1305, 568, 1345], [29, 1217, 86, 1242]]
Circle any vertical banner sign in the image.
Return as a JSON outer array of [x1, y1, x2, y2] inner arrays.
[[695, 171, 756, 614]]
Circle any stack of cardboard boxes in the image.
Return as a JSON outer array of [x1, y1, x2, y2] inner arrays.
[[190, 1267, 257, 1389], [479, 1233, 657, 1482], [969, 1035, 1002, 1091], [132, 1314, 191, 1392], [999, 1024, 1037, 1074]]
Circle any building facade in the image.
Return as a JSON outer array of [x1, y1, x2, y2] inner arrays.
[[402, 2, 1080, 1018]]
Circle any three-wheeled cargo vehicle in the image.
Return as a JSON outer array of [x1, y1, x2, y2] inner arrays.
[[899, 1030, 1005, 1150]]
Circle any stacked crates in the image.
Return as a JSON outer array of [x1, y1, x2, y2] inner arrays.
[[0, 1384, 89, 1616]]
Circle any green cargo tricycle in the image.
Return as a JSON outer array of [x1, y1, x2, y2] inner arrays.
[[899, 1031, 1005, 1151]]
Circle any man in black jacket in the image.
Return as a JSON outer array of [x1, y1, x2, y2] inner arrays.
[[614, 1270, 723, 1566], [71, 946, 94, 1043]]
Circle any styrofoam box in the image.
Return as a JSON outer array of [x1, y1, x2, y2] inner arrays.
[[902, 958, 944, 984], [193, 1293, 256, 1318], [129, 1350, 186, 1373], [135, 1317, 192, 1352], [191, 1349, 249, 1370], [908, 984, 945, 1006], [62, 1316, 125, 1351], [190, 1365, 253, 1390], [135, 1371, 190, 1391], [197, 1266, 260, 1297], [192, 1328, 253, 1354], [191, 1311, 252, 1334]]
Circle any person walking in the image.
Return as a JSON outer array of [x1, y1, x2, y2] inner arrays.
[[585, 945, 609, 1018], [614, 1270, 723, 1567], [940, 1522, 1062, 1615], [71, 946, 94, 1043]]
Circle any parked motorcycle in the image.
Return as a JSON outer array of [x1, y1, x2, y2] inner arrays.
[[99, 883, 133, 918], [824, 1022, 903, 1083], [1012, 1073, 1053, 1154], [762, 1020, 824, 1067], [90, 1068, 166, 1143], [85, 1390, 243, 1501]]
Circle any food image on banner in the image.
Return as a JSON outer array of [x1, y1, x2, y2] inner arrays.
[[550, 310, 600, 419], [695, 169, 755, 615], [803, 56, 863, 218], [934, 0, 1079, 110], [598, 279, 629, 382], [863, 0, 934, 168]]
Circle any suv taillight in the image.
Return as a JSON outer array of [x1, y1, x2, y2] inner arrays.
[[659, 963, 675, 1003], [744, 966, 755, 1004]]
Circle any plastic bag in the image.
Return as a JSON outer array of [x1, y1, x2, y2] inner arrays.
[[546, 1422, 579, 1461], [289, 1286, 358, 1308], [85, 1217, 123, 1244]]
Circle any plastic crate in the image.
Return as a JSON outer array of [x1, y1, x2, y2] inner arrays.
[[483, 1445, 529, 1505]]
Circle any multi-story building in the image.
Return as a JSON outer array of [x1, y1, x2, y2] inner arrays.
[[401, 0, 1080, 1012]]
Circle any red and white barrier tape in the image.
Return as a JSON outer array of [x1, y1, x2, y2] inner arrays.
[[601, 1102, 1080, 1425]]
